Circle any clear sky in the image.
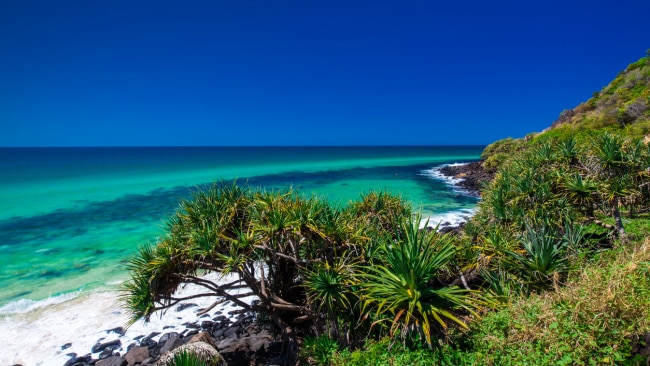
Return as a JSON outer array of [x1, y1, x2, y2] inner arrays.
[[1, 1, 648, 147]]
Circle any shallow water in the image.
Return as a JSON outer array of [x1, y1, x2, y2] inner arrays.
[[0, 146, 481, 364]]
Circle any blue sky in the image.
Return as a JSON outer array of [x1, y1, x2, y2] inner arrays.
[[1, 1, 648, 146]]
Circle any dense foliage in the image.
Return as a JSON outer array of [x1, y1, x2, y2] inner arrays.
[[122, 188, 487, 363], [123, 53, 650, 365]]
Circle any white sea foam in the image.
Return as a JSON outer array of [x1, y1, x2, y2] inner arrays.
[[0, 272, 256, 366], [420, 208, 478, 229], [419, 163, 472, 196], [419, 162, 479, 229]]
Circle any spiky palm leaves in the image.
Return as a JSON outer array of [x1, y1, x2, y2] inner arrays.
[[559, 172, 598, 216], [347, 191, 412, 238], [508, 224, 569, 290], [122, 183, 417, 340], [358, 218, 483, 347], [587, 133, 648, 235]]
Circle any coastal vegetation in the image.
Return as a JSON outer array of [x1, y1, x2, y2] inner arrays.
[[123, 54, 650, 364]]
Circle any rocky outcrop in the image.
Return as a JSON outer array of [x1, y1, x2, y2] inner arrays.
[[154, 342, 224, 366], [439, 161, 493, 196], [63, 313, 284, 366]]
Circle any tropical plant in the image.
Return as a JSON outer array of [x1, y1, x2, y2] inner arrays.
[[301, 335, 341, 365], [508, 224, 569, 291], [358, 217, 485, 347], [122, 182, 416, 360], [559, 172, 598, 216]]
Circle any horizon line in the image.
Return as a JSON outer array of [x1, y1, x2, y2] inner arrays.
[[0, 144, 488, 149]]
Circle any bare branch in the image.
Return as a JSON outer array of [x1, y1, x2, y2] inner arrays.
[[253, 245, 310, 265]]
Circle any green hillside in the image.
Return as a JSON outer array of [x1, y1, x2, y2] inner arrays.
[[550, 53, 650, 138]]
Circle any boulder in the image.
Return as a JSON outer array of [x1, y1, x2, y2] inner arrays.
[[99, 348, 115, 359], [183, 322, 200, 329], [106, 327, 126, 336], [216, 336, 236, 351], [64, 356, 87, 366], [139, 337, 157, 348], [212, 329, 225, 338], [95, 356, 126, 366], [125, 346, 150, 365], [159, 336, 184, 354], [154, 342, 224, 366], [188, 331, 219, 349], [250, 338, 271, 353], [182, 329, 199, 339], [157, 332, 180, 347], [223, 326, 241, 338], [92, 339, 121, 353], [219, 338, 250, 366]]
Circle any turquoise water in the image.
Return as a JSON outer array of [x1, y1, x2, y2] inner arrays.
[[0, 146, 482, 307]]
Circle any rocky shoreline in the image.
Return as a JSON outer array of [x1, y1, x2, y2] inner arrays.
[[438, 161, 493, 196], [58, 306, 284, 366]]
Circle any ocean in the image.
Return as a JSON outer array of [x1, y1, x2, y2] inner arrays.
[[0, 146, 482, 365]]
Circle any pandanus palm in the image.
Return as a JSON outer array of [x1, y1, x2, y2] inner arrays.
[[508, 224, 568, 291], [556, 136, 581, 165], [359, 217, 483, 347], [560, 172, 598, 216], [590, 133, 635, 235]]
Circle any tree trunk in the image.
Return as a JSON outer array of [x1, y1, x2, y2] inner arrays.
[[612, 199, 626, 237]]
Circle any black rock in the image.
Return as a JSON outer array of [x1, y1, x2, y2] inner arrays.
[[91, 339, 121, 353], [438, 161, 494, 196], [157, 332, 180, 346], [139, 337, 157, 348], [61, 343, 72, 350], [162, 325, 175, 330], [176, 303, 198, 312], [98, 348, 114, 359], [213, 329, 225, 338], [201, 320, 214, 329], [213, 315, 228, 322], [224, 326, 241, 338], [439, 226, 459, 235], [183, 329, 199, 339], [105, 327, 125, 336], [63, 357, 84, 366], [182, 322, 200, 329], [145, 332, 160, 339], [94, 355, 126, 366], [132, 335, 144, 341], [159, 336, 184, 354], [64, 353, 92, 366]]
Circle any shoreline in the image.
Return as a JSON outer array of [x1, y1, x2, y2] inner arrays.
[[421, 161, 491, 232], [437, 161, 493, 197], [1, 273, 258, 366], [1, 161, 490, 366]]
